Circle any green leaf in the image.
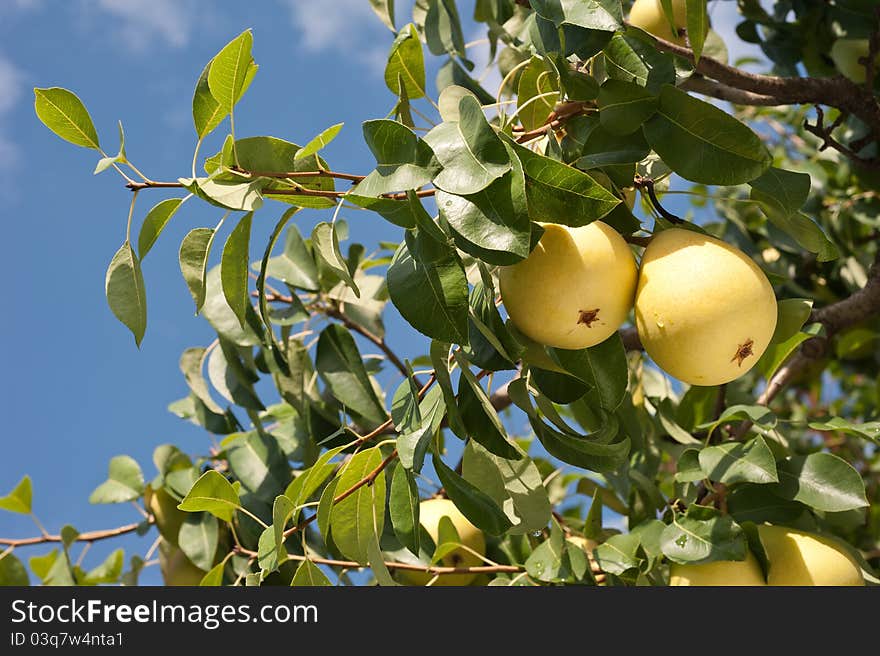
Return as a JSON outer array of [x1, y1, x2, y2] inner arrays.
[[82, 549, 124, 585], [525, 519, 566, 582], [192, 57, 256, 138], [178, 513, 218, 571], [686, 0, 708, 62], [424, 95, 511, 195], [34, 87, 100, 150], [316, 324, 388, 426], [391, 371, 422, 435], [386, 233, 469, 344], [675, 449, 705, 483], [295, 122, 344, 161], [207, 30, 254, 114], [390, 464, 420, 555], [660, 506, 747, 564], [437, 145, 531, 263], [202, 266, 263, 346], [330, 447, 387, 564], [385, 24, 425, 99], [425, 0, 466, 59], [180, 177, 264, 212], [603, 32, 675, 93], [255, 208, 300, 333], [290, 558, 332, 586], [199, 560, 227, 586], [353, 120, 441, 196], [105, 242, 147, 347], [179, 228, 217, 313], [643, 85, 771, 185], [94, 120, 127, 174], [317, 478, 339, 540], [454, 350, 520, 459], [757, 322, 823, 379], [312, 222, 360, 298], [771, 298, 814, 344], [749, 168, 837, 261], [549, 333, 628, 411], [0, 553, 30, 585], [530, 0, 623, 30], [597, 79, 658, 135], [369, 0, 396, 31], [89, 456, 144, 504], [180, 347, 223, 414], [771, 453, 869, 512], [698, 437, 778, 485], [436, 58, 495, 104], [221, 212, 253, 328], [594, 533, 642, 574], [462, 440, 551, 535], [432, 454, 513, 536], [0, 476, 32, 515], [808, 418, 880, 443], [261, 224, 319, 291], [700, 404, 777, 437], [284, 445, 348, 523], [178, 470, 242, 523], [727, 484, 807, 524], [257, 525, 286, 572], [226, 431, 290, 504], [429, 340, 467, 438], [138, 198, 183, 259], [517, 56, 559, 132], [397, 386, 447, 472], [507, 138, 620, 225]]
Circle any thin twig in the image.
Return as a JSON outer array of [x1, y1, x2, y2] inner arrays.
[[0, 520, 148, 548]]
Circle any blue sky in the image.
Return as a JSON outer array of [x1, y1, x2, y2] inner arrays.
[[0, 1, 758, 585]]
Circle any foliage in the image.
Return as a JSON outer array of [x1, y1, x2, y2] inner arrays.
[[3, 0, 879, 587]]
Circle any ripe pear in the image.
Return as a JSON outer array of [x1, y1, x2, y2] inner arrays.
[[499, 221, 638, 350], [629, 0, 689, 45], [158, 539, 207, 586], [634, 228, 777, 385], [830, 39, 877, 83], [398, 498, 486, 586], [758, 525, 864, 586], [145, 485, 186, 546], [669, 552, 766, 586]]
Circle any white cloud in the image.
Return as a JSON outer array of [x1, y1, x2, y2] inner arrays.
[[282, 0, 389, 73], [0, 55, 23, 171], [92, 0, 196, 52]]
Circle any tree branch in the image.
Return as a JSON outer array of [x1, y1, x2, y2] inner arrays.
[[679, 75, 781, 106], [0, 520, 147, 548]]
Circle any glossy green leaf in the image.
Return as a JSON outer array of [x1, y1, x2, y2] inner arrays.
[[260, 224, 319, 291], [808, 418, 880, 443], [387, 233, 469, 344], [290, 558, 332, 586], [82, 548, 124, 585], [199, 560, 227, 586], [424, 0, 466, 59], [316, 324, 388, 426], [594, 533, 642, 574], [397, 386, 447, 472], [549, 333, 628, 411], [178, 470, 242, 523], [180, 177, 264, 212], [517, 56, 559, 132], [700, 404, 777, 437], [226, 432, 290, 504], [138, 198, 183, 259], [34, 87, 100, 150], [178, 513, 218, 571], [0, 553, 30, 586], [686, 0, 709, 62], [385, 24, 425, 99], [507, 138, 620, 225], [390, 464, 420, 554], [353, 120, 441, 196], [192, 58, 257, 138], [207, 30, 254, 114], [180, 347, 223, 414], [295, 122, 344, 160], [221, 212, 253, 328], [530, 0, 622, 30], [330, 447, 387, 564], [771, 298, 814, 343], [643, 84, 771, 185], [432, 454, 513, 536], [698, 437, 778, 485], [660, 506, 747, 564], [771, 453, 869, 512], [312, 222, 360, 298], [757, 322, 823, 379], [425, 95, 511, 195], [525, 519, 566, 582], [179, 227, 217, 313], [89, 456, 145, 504], [0, 476, 33, 515], [597, 79, 657, 135], [105, 241, 147, 347], [603, 32, 675, 93]]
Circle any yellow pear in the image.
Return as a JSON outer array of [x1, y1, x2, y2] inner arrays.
[[669, 552, 766, 586], [145, 485, 186, 547], [634, 228, 777, 385], [499, 221, 638, 350], [629, 0, 689, 45], [398, 498, 486, 586], [830, 39, 877, 83], [158, 539, 207, 586], [758, 525, 864, 586]]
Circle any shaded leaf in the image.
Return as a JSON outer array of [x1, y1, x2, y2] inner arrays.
[[105, 242, 147, 346]]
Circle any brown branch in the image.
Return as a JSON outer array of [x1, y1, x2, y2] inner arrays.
[[0, 520, 148, 548], [679, 76, 781, 106], [633, 23, 880, 160], [803, 106, 880, 170], [229, 168, 365, 183], [125, 177, 435, 200]]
